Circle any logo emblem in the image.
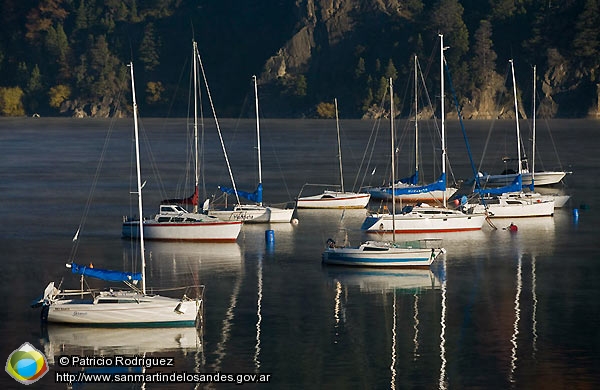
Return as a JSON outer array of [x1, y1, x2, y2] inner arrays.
[[5, 342, 49, 385]]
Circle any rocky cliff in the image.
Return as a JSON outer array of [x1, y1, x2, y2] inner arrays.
[[259, 0, 600, 119]]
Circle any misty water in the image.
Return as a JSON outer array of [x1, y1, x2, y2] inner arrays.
[[1, 117, 599, 389]]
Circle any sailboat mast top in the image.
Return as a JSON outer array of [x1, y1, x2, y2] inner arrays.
[[334, 98, 344, 193], [129, 62, 146, 295]]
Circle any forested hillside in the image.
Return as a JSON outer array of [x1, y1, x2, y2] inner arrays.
[[0, 0, 598, 118]]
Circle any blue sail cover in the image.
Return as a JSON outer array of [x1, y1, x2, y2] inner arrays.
[[387, 173, 447, 196], [397, 171, 419, 185], [70, 262, 142, 282], [218, 183, 263, 204], [475, 174, 522, 196]]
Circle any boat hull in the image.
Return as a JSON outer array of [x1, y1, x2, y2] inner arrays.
[[365, 187, 458, 204], [46, 295, 200, 326], [322, 244, 442, 267], [296, 191, 370, 209], [208, 205, 294, 223], [122, 220, 242, 242], [480, 171, 566, 187], [362, 209, 486, 233], [470, 198, 555, 218]]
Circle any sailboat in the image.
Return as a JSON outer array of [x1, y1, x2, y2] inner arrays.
[[208, 76, 294, 223], [363, 55, 458, 204], [473, 71, 569, 188], [31, 63, 203, 326], [524, 65, 570, 207], [296, 98, 371, 209], [322, 78, 445, 268], [361, 35, 486, 234], [122, 41, 242, 240], [468, 60, 555, 218]]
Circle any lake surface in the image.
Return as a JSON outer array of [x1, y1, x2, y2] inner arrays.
[[1, 117, 599, 389]]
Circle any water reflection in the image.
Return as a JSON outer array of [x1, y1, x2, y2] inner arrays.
[[41, 325, 202, 365], [326, 267, 441, 293], [143, 241, 243, 276], [325, 265, 444, 389]]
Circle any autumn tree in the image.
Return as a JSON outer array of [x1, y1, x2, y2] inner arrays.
[[0, 87, 25, 116]]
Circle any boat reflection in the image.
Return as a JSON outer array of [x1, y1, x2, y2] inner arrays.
[[325, 266, 441, 293], [129, 241, 243, 285], [41, 324, 203, 365], [325, 264, 444, 389]]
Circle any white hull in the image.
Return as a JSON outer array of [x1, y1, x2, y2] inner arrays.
[[296, 191, 370, 209], [323, 241, 443, 267], [362, 205, 486, 233], [365, 187, 458, 204], [46, 292, 201, 326], [123, 219, 241, 242], [480, 171, 567, 187], [470, 193, 555, 218], [208, 204, 294, 223]]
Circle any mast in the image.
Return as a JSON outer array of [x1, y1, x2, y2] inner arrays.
[[334, 98, 344, 193], [193, 41, 199, 213], [509, 60, 522, 176], [253, 75, 263, 206], [129, 62, 146, 294], [390, 77, 396, 241], [532, 65, 536, 188], [414, 55, 419, 181], [440, 34, 447, 208]]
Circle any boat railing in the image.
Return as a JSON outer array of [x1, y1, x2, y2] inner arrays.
[[296, 182, 342, 199]]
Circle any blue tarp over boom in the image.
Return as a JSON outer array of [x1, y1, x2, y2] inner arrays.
[[388, 173, 446, 196], [474, 174, 522, 196], [218, 183, 263, 204], [70, 262, 142, 282], [397, 171, 419, 185]]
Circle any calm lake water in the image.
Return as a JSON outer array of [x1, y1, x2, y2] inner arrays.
[[1, 117, 599, 389]]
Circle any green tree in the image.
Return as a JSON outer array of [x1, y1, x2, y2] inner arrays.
[[573, 0, 600, 73], [384, 59, 398, 81], [293, 75, 307, 97], [470, 20, 497, 86], [139, 23, 160, 72], [354, 57, 366, 79]]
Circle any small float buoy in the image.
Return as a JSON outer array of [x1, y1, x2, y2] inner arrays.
[[508, 223, 518, 232], [291, 218, 299, 225]]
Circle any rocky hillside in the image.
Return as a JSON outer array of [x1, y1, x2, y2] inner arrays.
[[0, 0, 598, 119]]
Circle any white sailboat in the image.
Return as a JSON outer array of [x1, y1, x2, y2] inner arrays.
[[32, 63, 203, 326], [296, 98, 371, 209], [527, 65, 569, 207], [363, 55, 458, 204], [474, 69, 570, 188], [362, 35, 486, 234], [122, 41, 242, 240], [469, 60, 555, 218], [208, 75, 294, 223], [322, 78, 445, 268]]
